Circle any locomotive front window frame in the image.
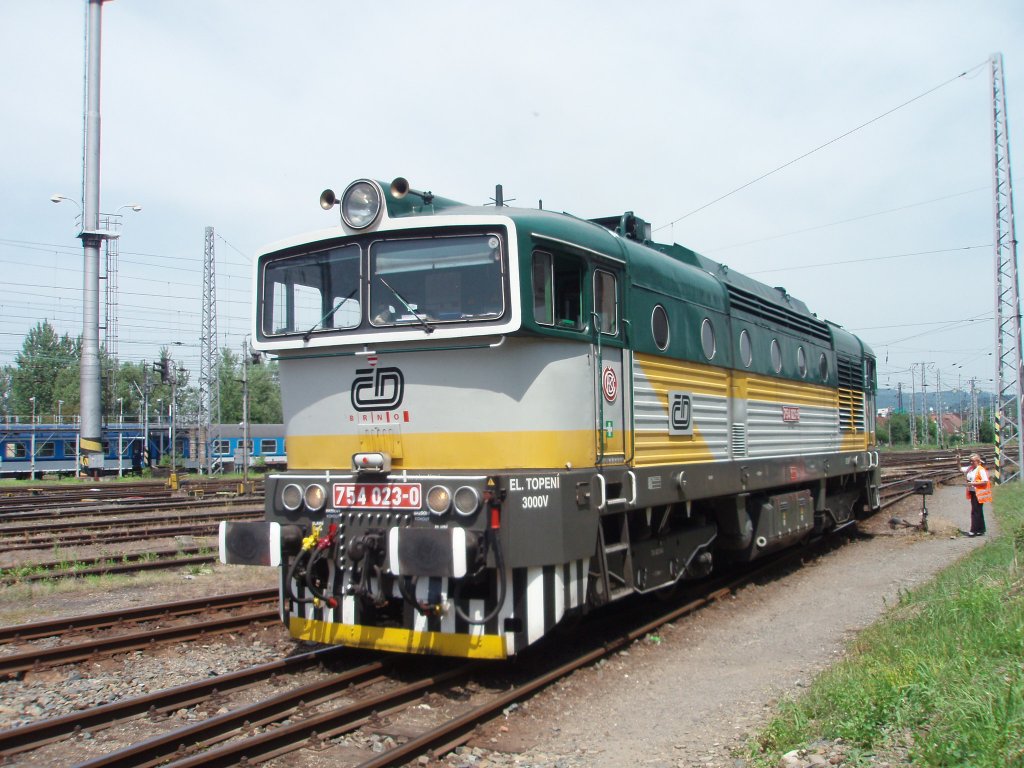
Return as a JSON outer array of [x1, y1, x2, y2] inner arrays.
[[262, 244, 362, 337], [369, 233, 506, 328]]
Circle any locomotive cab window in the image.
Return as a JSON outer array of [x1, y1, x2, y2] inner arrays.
[[370, 234, 504, 327], [533, 251, 583, 330], [263, 244, 361, 336], [593, 270, 618, 336]]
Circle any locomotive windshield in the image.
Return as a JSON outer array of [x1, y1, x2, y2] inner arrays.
[[260, 232, 506, 339], [369, 234, 504, 327]]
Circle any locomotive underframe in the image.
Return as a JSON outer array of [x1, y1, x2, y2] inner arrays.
[[221, 448, 879, 655]]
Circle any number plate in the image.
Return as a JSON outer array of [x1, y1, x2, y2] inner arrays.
[[332, 483, 422, 510]]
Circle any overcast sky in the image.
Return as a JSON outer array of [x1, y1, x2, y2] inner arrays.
[[2, 1, 1022, 408]]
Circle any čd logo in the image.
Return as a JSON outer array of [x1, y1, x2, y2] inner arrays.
[[352, 367, 405, 411]]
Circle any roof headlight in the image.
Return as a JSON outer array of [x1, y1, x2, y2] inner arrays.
[[341, 180, 381, 229], [304, 483, 326, 512]]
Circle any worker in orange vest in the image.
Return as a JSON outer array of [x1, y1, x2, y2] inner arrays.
[[960, 453, 990, 536]]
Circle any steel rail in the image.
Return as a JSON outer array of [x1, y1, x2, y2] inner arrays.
[[107, 664, 476, 768], [0, 647, 347, 757], [0, 608, 279, 677], [0, 588, 278, 644], [73, 660, 404, 768], [0, 497, 262, 522], [0, 517, 262, 553], [0, 550, 218, 585]]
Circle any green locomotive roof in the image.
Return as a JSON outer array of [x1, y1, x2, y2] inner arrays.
[[374, 183, 872, 358]]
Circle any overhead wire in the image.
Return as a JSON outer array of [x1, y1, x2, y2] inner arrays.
[[654, 62, 989, 232]]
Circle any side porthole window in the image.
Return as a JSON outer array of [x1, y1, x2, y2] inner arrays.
[[701, 318, 716, 360], [770, 339, 782, 373], [819, 353, 829, 381], [652, 305, 670, 350], [797, 346, 807, 378], [739, 329, 753, 368]]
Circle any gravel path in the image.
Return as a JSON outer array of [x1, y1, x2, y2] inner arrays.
[[467, 483, 988, 768]]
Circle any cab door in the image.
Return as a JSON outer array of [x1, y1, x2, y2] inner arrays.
[[593, 268, 627, 465]]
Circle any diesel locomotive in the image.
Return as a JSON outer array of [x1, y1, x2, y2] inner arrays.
[[219, 177, 881, 659]]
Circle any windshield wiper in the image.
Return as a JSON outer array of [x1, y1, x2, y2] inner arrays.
[[377, 277, 434, 334], [303, 287, 358, 341]]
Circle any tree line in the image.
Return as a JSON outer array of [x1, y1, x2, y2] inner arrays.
[[1, 321, 281, 425]]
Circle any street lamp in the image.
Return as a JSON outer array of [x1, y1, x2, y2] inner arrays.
[[28, 396, 36, 480], [116, 396, 124, 477]]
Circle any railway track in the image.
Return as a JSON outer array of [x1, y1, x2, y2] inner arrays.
[[0, 548, 219, 585], [0, 494, 262, 521], [0, 509, 263, 552], [0, 538, 840, 768], [0, 587, 278, 645]]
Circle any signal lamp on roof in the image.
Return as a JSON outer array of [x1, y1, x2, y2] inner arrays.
[[341, 180, 381, 229]]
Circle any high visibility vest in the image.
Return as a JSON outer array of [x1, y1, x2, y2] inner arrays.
[[967, 465, 992, 504]]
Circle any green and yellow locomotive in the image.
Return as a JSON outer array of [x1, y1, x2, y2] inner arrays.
[[220, 177, 880, 659]]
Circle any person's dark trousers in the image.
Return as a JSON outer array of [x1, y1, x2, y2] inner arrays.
[[969, 492, 987, 535]]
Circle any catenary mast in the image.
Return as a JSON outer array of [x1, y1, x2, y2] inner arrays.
[[991, 52, 1023, 483], [200, 227, 221, 474], [78, 0, 107, 476]]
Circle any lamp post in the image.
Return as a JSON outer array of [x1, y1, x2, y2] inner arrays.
[[29, 396, 36, 480], [57, 399, 63, 425], [116, 396, 123, 477]]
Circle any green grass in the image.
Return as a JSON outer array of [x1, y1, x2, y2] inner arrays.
[[749, 486, 1024, 767]]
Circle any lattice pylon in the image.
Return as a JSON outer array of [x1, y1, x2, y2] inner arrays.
[[991, 53, 1023, 483]]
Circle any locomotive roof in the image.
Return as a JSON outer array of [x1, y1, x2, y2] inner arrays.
[[305, 180, 873, 359], [436, 201, 864, 354]]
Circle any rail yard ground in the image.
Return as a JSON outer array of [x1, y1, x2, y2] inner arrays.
[[0, 479, 1018, 767]]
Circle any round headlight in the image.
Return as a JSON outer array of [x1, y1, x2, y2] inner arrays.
[[281, 483, 303, 512], [304, 483, 326, 511], [341, 180, 381, 229], [453, 486, 481, 517], [426, 485, 452, 517]]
